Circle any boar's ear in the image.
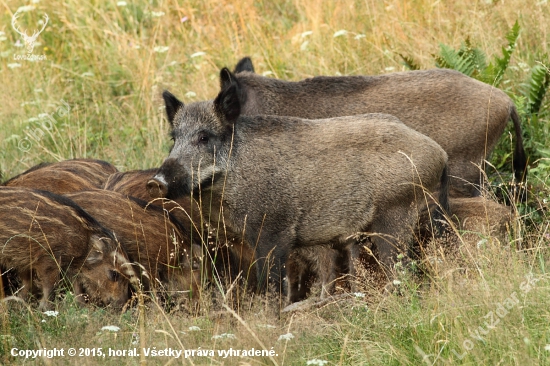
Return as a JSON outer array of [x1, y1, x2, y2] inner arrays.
[[219, 67, 239, 91], [162, 90, 184, 126], [86, 235, 106, 264], [214, 83, 241, 123], [233, 57, 255, 74]]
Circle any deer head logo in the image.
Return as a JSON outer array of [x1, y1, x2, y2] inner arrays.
[[11, 10, 48, 54]]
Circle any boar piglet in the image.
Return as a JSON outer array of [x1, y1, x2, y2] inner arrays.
[[3, 158, 118, 194], [104, 168, 203, 238], [228, 59, 527, 197], [147, 85, 450, 301], [0, 187, 134, 310], [66, 190, 208, 298], [105, 168, 258, 290]]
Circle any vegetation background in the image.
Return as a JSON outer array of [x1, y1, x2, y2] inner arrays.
[[0, 0, 549, 365]]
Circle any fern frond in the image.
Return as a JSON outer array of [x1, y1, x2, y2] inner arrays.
[[526, 62, 550, 115], [398, 54, 420, 70], [484, 20, 520, 86]]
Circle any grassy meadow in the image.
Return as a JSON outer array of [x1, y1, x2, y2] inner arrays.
[[1, 0, 550, 365]]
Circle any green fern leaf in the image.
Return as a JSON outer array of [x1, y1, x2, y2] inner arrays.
[[398, 54, 420, 70], [526, 62, 550, 115], [484, 20, 520, 86]]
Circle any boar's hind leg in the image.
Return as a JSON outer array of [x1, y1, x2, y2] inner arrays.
[[286, 249, 313, 303], [370, 206, 416, 282]]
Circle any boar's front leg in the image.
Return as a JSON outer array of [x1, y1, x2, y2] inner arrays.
[[37, 266, 60, 311], [253, 231, 293, 295]]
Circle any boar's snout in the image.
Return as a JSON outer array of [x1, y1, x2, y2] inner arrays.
[[147, 176, 168, 198]]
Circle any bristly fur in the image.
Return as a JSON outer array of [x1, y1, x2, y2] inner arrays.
[[224, 58, 527, 198]]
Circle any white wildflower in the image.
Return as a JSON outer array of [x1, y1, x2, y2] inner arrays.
[[154, 46, 169, 53], [184, 91, 197, 98], [8, 63, 21, 69], [101, 325, 120, 332], [81, 71, 94, 77], [117, 1, 127, 6], [211, 333, 236, 340], [354, 292, 365, 298], [277, 333, 294, 341], [16, 5, 36, 12], [262, 71, 274, 77], [385, 66, 395, 72], [301, 31, 313, 38], [300, 41, 309, 51], [190, 51, 206, 58], [544, 344, 550, 351], [188, 326, 201, 331], [307, 360, 329, 366], [354, 34, 366, 40], [333, 29, 348, 37], [392, 280, 402, 286], [43, 310, 58, 317], [151, 11, 165, 17]]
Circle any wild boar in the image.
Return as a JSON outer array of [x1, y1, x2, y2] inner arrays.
[[3, 159, 118, 194], [65, 189, 206, 297], [0, 187, 134, 310], [104, 169, 258, 289], [146, 85, 450, 298], [227, 58, 527, 197], [417, 196, 515, 247]]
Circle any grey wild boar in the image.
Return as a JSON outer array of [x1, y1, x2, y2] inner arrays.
[[146, 86, 450, 297], [105, 169, 258, 289], [65, 190, 206, 297], [3, 158, 118, 194], [227, 58, 527, 197], [0, 187, 134, 310]]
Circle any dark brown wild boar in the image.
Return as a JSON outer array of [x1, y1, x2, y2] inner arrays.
[[3, 159, 118, 194], [228, 58, 527, 197], [104, 169, 258, 290], [0, 187, 134, 310], [146, 86, 450, 302], [65, 190, 206, 297]]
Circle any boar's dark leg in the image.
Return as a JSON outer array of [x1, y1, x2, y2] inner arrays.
[[369, 205, 416, 283], [37, 266, 59, 311], [253, 233, 292, 295], [286, 249, 310, 303], [72, 279, 87, 305], [17, 269, 33, 301]]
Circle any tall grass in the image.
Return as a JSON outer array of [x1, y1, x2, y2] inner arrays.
[[1, 0, 549, 365]]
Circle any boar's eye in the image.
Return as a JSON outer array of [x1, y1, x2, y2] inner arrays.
[[197, 132, 209, 145], [108, 270, 120, 282]]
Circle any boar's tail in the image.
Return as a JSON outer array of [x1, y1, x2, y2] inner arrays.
[[433, 165, 451, 236], [510, 106, 528, 182]]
